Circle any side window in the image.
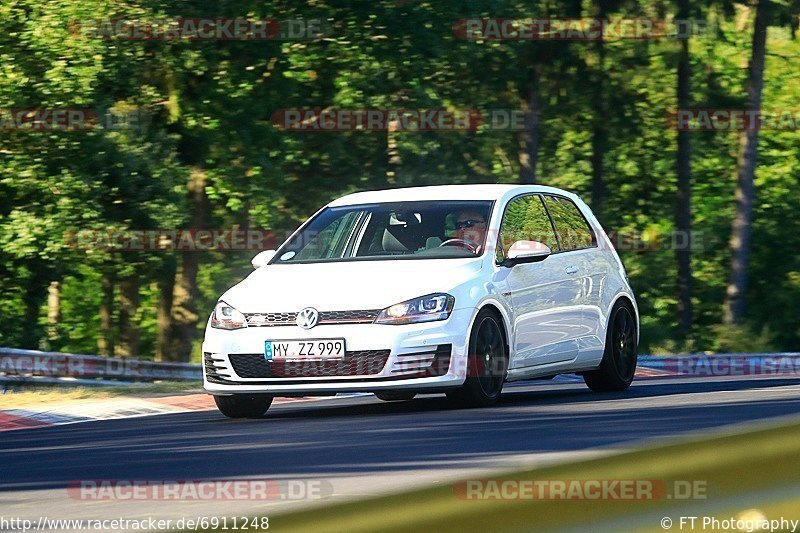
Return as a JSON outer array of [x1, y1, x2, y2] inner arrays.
[[543, 195, 596, 251], [497, 195, 558, 261]]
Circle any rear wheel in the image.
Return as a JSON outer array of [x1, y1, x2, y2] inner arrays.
[[213, 394, 273, 418], [448, 309, 508, 407], [375, 392, 417, 401], [583, 301, 638, 392]]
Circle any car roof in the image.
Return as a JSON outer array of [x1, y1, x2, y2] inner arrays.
[[328, 184, 582, 206]]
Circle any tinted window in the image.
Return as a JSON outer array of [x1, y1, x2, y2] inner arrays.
[[543, 195, 595, 251], [274, 200, 493, 263], [498, 195, 558, 261]]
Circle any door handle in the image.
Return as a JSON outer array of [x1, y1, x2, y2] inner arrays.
[[565, 265, 579, 275]]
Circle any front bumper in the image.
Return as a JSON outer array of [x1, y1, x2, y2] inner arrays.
[[202, 308, 473, 395]]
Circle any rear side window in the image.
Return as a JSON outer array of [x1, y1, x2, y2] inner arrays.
[[497, 194, 559, 261], [543, 195, 596, 251]]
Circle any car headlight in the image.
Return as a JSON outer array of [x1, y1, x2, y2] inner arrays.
[[375, 293, 455, 325], [210, 301, 248, 330]]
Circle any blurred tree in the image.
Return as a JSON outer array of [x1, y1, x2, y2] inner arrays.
[[675, 0, 694, 335], [723, 0, 769, 324]]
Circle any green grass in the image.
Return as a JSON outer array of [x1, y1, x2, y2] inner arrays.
[[232, 418, 800, 533]]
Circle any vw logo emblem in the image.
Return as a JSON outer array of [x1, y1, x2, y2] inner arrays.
[[296, 307, 319, 329]]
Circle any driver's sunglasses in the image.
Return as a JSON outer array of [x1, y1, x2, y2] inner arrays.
[[455, 219, 485, 230]]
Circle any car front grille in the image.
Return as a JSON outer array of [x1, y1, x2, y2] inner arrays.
[[319, 309, 382, 323], [245, 312, 296, 325], [244, 309, 381, 327], [228, 349, 391, 378]]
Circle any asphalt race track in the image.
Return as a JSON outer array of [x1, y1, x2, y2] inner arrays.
[[2, 376, 800, 528]]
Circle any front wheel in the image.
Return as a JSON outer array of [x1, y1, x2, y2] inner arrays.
[[583, 301, 638, 392], [448, 309, 508, 407], [213, 394, 273, 418]]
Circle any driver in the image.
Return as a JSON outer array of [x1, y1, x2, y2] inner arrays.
[[453, 210, 488, 253]]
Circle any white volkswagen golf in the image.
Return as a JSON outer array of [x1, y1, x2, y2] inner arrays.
[[203, 184, 638, 418]]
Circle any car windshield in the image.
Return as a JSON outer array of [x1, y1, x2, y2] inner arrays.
[[273, 200, 494, 263]]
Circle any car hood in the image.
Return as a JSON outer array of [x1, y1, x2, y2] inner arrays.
[[220, 258, 483, 312]]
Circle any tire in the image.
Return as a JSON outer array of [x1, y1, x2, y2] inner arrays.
[[375, 392, 417, 401], [213, 394, 274, 418], [448, 309, 508, 407], [583, 300, 638, 392]]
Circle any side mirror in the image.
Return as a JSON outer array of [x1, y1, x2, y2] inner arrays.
[[251, 249, 277, 269], [503, 240, 551, 267]]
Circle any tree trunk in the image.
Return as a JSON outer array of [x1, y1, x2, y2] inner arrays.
[[116, 275, 140, 358], [21, 277, 46, 349], [676, 0, 693, 335], [518, 66, 541, 184], [155, 258, 176, 362], [169, 254, 200, 362], [97, 271, 115, 356], [47, 280, 60, 342], [386, 117, 400, 185], [590, 0, 609, 214], [168, 168, 208, 362], [723, 0, 769, 325]]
